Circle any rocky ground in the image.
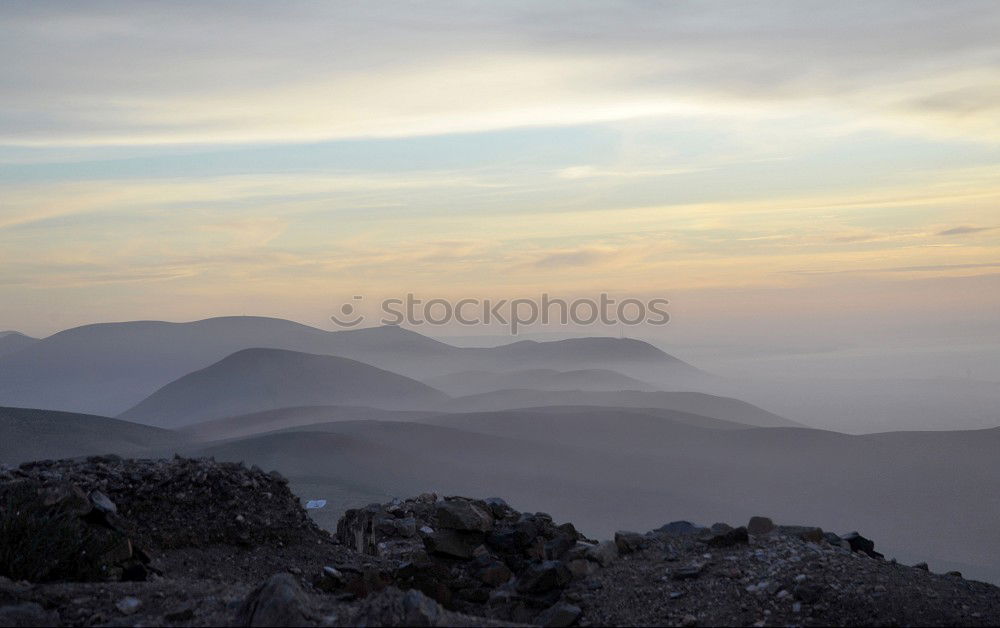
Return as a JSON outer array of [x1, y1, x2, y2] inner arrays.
[[1, 456, 999, 626]]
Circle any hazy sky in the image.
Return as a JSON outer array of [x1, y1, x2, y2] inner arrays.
[[1, 1, 999, 356]]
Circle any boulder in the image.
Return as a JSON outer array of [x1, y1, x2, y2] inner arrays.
[[655, 521, 705, 536], [614, 530, 645, 554], [435, 500, 494, 532], [424, 529, 484, 559], [777, 525, 825, 543], [747, 516, 774, 536], [536, 602, 582, 627], [706, 526, 749, 547], [585, 540, 619, 567], [841, 531, 881, 558], [516, 560, 572, 594], [237, 573, 315, 627]]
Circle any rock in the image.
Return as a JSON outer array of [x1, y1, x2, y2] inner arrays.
[[655, 521, 705, 536], [710, 522, 733, 534], [483, 497, 511, 518], [237, 573, 315, 627], [424, 529, 483, 559], [316, 566, 346, 592], [435, 500, 494, 532], [777, 525, 825, 543], [89, 489, 117, 514], [614, 530, 645, 554], [913, 562, 929, 571], [567, 558, 597, 580], [585, 540, 619, 567], [536, 602, 582, 627], [947, 571, 963, 578], [476, 560, 513, 586], [793, 583, 824, 604], [841, 531, 881, 558], [681, 613, 698, 627], [672, 563, 705, 580], [747, 516, 774, 536], [706, 526, 749, 547], [823, 531, 843, 546], [516, 560, 572, 594], [0, 603, 59, 627], [164, 607, 195, 622], [115, 596, 142, 615], [401, 589, 440, 626]]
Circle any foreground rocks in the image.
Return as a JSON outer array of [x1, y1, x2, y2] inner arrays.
[[2, 457, 999, 626]]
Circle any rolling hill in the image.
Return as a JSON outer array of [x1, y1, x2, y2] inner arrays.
[[446, 388, 800, 428], [422, 368, 659, 395], [119, 348, 450, 427], [0, 406, 186, 464]]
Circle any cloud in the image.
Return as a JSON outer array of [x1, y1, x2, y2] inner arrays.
[[937, 225, 995, 236], [532, 248, 622, 269], [2, 2, 999, 145]]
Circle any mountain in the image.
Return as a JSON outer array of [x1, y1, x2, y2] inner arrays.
[[447, 388, 799, 428], [421, 368, 659, 395], [180, 404, 437, 441], [0, 406, 186, 464], [0, 331, 38, 357], [0, 317, 697, 416], [119, 348, 450, 427]]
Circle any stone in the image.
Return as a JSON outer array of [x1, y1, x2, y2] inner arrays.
[[841, 531, 880, 557], [536, 602, 582, 627], [115, 597, 142, 615], [402, 589, 440, 626], [89, 489, 117, 514], [585, 540, 619, 567], [777, 525, 825, 543], [516, 560, 572, 594], [164, 607, 195, 622], [237, 573, 315, 627], [0, 603, 59, 627], [476, 560, 513, 586], [614, 530, 645, 554], [947, 571, 963, 578], [913, 562, 929, 571], [706, 526, 749, 547], [655, 521, 705, 536], [435, 500, 494, 532], [681, 613, 698, 627], [672, 563, 705, 580], [747, 516, 774, 536], [424, 529, 483, 559]]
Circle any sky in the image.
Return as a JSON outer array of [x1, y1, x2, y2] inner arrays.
[[1, 0, 999, 370]]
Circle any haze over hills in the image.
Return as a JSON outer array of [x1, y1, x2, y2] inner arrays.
[[119, 347, 450, 428], [0, 317, 698, 416], [171, 416, 1000, 583], [422, 368, 659, 395], [180, 405, 438, 441], [447, 388, 800, 428]]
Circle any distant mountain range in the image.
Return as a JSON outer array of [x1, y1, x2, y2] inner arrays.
[[0, 317, 700, 416]]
